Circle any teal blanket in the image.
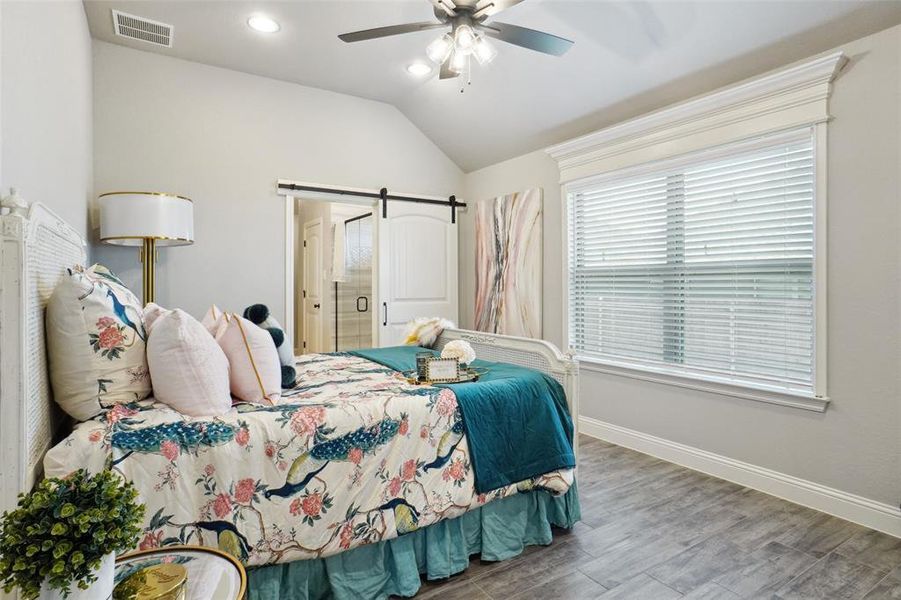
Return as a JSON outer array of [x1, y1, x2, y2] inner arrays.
[[348, 346, 575, 493]]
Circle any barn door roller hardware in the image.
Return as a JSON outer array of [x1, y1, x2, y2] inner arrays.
[[277, 182, 465, 222]]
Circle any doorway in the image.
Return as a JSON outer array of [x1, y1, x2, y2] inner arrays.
[[294, 199, 376, 354]]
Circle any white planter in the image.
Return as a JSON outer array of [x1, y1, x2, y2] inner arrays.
[[38, 552, 115, 600]]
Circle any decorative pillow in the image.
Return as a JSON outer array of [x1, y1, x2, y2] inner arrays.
[[143, 302, 167, 334], [146, 307, 232, 417], [243, 304, 297, 388], [46, 264, 151, 421], [218, 314, 282, 404], [403, 317, 455, 347], [201, 304, 227, 339]]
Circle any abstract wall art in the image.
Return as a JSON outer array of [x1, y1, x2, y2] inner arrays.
[[474, 187, 543, 338]]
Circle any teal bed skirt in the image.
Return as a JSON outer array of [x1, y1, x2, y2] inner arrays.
[[247, 483, 580, 600]]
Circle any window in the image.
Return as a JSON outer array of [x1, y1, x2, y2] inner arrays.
[[567, 129, 818, 397]]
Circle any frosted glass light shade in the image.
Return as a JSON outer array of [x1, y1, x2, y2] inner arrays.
[[473, 37, 497, 65], [426, 34, 454, 64], [454, 24, 475, 52], [449, 50, 467, 74], [98, 192, 194, 247]]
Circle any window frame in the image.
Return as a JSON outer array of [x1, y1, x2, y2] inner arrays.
[[562, 125, 829, 412]]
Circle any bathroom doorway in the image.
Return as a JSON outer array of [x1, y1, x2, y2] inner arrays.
[[293, 198, 375, 354]]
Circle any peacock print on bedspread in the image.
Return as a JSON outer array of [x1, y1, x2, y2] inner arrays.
[[43, 352, 574, 567]]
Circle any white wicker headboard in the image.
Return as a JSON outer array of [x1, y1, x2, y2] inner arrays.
[[0, 202, 86, 514]]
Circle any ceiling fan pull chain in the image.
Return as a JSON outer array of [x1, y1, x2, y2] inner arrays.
[[459, 55, 472, 93]]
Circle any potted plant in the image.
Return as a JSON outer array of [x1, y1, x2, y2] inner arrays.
[[0, 469, 145, 600]]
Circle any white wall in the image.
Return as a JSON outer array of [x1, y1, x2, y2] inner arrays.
[[461, 24, 901, 509], [1, 1, 93, 237], [92, 41, 462, 322]]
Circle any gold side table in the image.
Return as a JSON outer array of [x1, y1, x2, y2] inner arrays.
[[115, 545, 246, 600]]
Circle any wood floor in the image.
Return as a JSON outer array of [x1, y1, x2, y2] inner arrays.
[[409, 435, 901, 600]]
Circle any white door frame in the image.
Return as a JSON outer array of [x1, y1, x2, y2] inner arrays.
[[284, 195, 296, 352]]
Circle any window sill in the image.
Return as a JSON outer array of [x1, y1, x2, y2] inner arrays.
[[575, 357, 830, 413]]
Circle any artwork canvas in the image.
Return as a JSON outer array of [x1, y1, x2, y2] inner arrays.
[[474, 188, 543, 338]]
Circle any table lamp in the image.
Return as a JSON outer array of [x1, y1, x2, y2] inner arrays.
[[98, 192, 194, 305]]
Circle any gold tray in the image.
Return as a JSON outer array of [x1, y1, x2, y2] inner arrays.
[[402, 367, 482, 385]]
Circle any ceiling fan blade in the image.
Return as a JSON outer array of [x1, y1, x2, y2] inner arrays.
[[338, 22, 445, 43], [439, 60, 458, 79], [472, 0, 525, 20], [478, 21, 573, 56], [429, 0, 458, 18]]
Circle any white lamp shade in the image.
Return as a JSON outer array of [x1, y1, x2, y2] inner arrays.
[[98, 192, 194, 246]]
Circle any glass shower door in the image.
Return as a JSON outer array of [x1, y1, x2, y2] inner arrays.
[[336, 214, 372, 351]]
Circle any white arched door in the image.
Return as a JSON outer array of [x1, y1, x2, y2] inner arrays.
[[378, 201, 458, 346]]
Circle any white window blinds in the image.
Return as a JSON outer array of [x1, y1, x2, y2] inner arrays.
[[568, 129, 817, 395]]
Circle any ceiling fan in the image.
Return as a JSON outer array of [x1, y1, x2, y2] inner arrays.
[[337, 0, 574, 81]]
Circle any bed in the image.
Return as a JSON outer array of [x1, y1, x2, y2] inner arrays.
[[0, 202, 580, 599]]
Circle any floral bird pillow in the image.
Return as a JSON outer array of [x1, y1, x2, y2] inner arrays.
[[46, 264, 151, 420]]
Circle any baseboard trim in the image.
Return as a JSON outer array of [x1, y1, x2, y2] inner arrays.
[[579, 416, 901, 538]]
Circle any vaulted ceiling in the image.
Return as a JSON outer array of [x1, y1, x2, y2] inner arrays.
[[83, 0, 901, 171]]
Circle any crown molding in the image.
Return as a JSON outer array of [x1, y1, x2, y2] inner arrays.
[[546, 51, 847, 182]]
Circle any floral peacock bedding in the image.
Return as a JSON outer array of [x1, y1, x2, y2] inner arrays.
[[43, 352, 574, 567]]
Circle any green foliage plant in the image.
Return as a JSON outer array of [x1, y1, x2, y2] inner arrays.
[[0, 469, 145, 599]]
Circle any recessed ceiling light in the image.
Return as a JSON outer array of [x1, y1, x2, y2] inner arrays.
[[406, 62, 432, 77], [247, 15, 280, 33]]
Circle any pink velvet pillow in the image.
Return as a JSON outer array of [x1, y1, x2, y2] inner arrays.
[[218, 314, 281, 405]]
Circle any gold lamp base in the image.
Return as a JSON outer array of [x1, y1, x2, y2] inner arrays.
[[140, 238, 156, 306]]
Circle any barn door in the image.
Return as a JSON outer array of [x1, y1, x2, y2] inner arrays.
[[378, 201, 458, 346]]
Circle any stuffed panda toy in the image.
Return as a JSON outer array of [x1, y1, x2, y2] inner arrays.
[[243, 304, 297, 389]]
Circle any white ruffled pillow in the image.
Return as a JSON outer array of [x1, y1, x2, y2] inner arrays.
[[146, 307, 231, 417], [218, 314, 282, 405], [46, 264, 150, 421]]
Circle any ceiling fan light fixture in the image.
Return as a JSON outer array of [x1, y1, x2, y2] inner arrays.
[[454, 24, 476, 51], [449, 49, 467, 74], [247, 15, 280, 33], [473, 37, 497, 64], [426, 33, 454, 64], [336, 0, 575, 88]]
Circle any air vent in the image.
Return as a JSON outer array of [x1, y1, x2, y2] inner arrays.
[[112, 10, 173, 48]]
